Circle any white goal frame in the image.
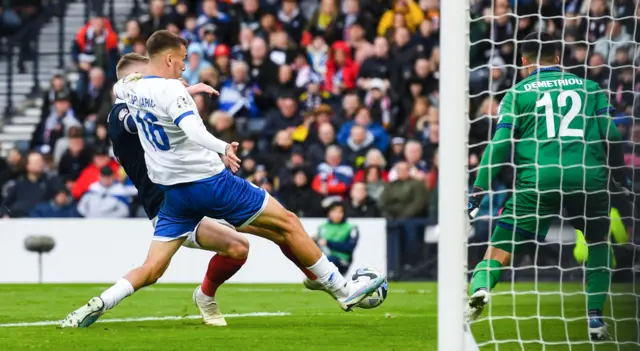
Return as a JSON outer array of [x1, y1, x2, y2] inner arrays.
[[437, 0, 470, 349]]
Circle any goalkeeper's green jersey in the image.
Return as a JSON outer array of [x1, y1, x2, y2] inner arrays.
[[474, 67, 620, 192]]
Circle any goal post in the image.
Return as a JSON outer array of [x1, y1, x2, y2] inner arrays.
[[439, 0, 640, 349], [437, 0, 469, 350]]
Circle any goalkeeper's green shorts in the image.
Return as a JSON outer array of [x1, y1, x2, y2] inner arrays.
[[490, 188, 611, 253]]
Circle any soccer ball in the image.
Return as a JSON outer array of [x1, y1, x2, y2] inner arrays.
[[351, 267, 388, 309]]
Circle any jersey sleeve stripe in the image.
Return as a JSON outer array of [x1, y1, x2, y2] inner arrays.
[[595, 106, 615, 115], [496, 123, 515, 130], [174, 110, 195, 126]]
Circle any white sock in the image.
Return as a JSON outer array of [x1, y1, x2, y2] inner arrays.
[[100, 278, 134, 311], [307, 255, 349, 298], [195, 286, 214, 301]]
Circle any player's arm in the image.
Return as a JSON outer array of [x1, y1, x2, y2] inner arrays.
[[165, 81, 229, 155], [593, 88, 629, 187], [469, 91, 516, 217]]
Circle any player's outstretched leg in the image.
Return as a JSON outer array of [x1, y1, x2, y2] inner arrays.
[[60, 238, 184, 328], [191, 220, 249, 326], [61, 219, 249, 328], [249, 197, 385, 311]]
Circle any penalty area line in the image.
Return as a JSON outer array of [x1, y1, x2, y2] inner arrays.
[[0, 312, 291, 328]]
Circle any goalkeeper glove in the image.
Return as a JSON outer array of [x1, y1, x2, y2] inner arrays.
[[468, 186, 485, 220]]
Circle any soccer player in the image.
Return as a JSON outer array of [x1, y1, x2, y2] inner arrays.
[[61, 53, 251, 328], [113, 31, 382, 310], [465, 32, 630, 341]]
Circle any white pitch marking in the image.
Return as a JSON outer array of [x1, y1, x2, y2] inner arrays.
[[0, 312, 290, 328], [144, 287, 429, 294]]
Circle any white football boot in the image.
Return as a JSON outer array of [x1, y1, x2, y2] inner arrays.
[[193, 286, 227, 326], [60, 297, 105, 328], [337, 275, 386, 312], [303, 278, 337, 300], [588, 317, 611, 341], [465, 289, 490, 322]]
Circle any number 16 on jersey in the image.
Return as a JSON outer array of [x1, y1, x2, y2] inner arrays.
[[136, 111, 171, 151]]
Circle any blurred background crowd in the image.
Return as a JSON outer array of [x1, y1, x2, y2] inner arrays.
[[0, 0, 638, 277]]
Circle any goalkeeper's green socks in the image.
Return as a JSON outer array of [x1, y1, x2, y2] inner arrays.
[[586, 242, 613, 314], [470, 259, 503, 293]]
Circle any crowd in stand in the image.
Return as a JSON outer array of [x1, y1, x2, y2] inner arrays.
[[0, 0, 638, 233]]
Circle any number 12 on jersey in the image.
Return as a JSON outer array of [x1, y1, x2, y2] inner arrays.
[[536, 91, 584, 139], [136, 112, 171, 151]]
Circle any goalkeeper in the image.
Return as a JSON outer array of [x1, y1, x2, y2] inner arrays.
[[466, 32, 630, 341]]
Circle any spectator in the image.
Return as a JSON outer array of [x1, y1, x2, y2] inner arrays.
[[314, 199, 359, 274], [263, 94, 303, 142], [325, 40, 359, 94], [196, 0, 234, 44], [307, 36, 330, 78], [57, 128, 92, 181], [280, 167, 324, 217], [594, 18, 633, 64], [78, 67, 112, 125], [307, 122, 336, 167], [364, 78, 392, 128], [358, 37, 392, 88], [0, 148, 24, 202], [247, 37, 279, 108], [180, 15, 198, 44], [208, 111, 240, 142], [238, 0, 263, 33], [299, 73, 332, 112], [29, 186, 80, 218], [305, 0, 340, 43], [335, 0, 376, 42], [1, 152, 60, 218], [388, 136, 406, 166], [398, 96, 429, 141], [342, 125, 375, 169], [71, 145, 119, 200], [363, 165, 387, 203], [278, 145, 313, 188], [213, 44, 231, 83], [338, 107, 389, 152], [312, 145, 354, 198], [268, 130, 295, 173], [183, 43, 213, 86], [353, 148, 389, 182], [345, 182, 380, 217], [279, 0, 307, 44], [39, 74, 79, 127], [140, 0, 170, 39], [218, 60, 258, 119], [77, 166, 132, 218], [198, 23, 219, 58], [71, 16, 119, 93], [333, 92, 360, 126], [30, 91, 82, 151], [120, 20, 142, 55], [379, 161, 429, 219], [388, 140, 428, 181], [377, 0, 425, 37]]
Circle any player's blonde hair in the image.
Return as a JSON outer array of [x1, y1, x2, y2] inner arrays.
[[116, 53, 150, 79]]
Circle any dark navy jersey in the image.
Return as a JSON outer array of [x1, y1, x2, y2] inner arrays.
[[107, 102, 164, 219]]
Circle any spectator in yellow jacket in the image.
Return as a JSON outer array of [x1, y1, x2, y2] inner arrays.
[[377, 0, 425, 37]]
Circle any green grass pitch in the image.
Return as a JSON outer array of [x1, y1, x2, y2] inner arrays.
[[0, 282, 637, 350]]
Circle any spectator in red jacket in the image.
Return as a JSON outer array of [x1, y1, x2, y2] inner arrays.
[[324, 41, 359, 95], [71, 145, 119, 200], [312, 145, 354, 198], [71, 15, 119, 95]]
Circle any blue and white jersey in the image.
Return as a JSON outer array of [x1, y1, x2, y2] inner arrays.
[[113, 75, 225, 186]]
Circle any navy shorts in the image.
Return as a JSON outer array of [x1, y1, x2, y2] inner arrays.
[[154, 170, 268, 241]]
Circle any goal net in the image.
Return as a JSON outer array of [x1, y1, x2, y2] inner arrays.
[[439, 0, 640, 350]]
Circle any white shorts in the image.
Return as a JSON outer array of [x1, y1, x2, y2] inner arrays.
[[150, 216, 234, 250]]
